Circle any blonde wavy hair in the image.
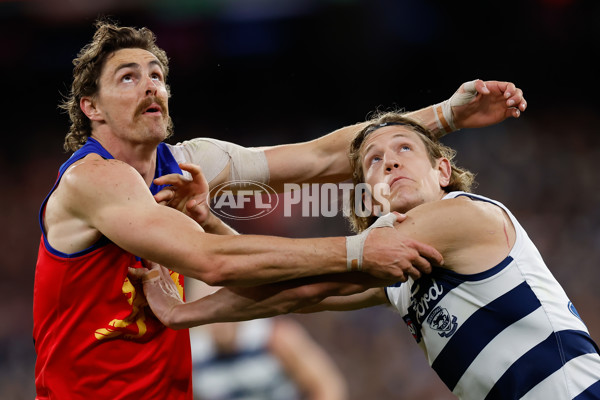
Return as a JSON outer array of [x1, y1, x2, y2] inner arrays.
[[347, 111, 476, 233], [60, 19, 173, 152]]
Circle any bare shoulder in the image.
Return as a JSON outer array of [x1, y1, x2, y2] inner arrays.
[[402, 196, 516, 274], [62, 155, 144, 190], [59, 154, 152, 207], [406, 196, 508, 231], [45, 154, 155, 253]]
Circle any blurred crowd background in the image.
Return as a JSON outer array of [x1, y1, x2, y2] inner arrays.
[[2, 0, 599, 399]]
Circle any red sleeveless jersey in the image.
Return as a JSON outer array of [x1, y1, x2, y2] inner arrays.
[[33, 139, 193, 399]]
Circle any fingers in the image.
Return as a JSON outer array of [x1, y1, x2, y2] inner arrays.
[[392, 211, 407, 223], [493, 81, 527, 112], [143, 259, 162, 271], [472, 79, 490, 95], [409, 240, 443, 269], [153, 174, 188, 188], [186, 198, 209, 219], [154, 187, 175, 204], [392, 256, 427, 282], [506, 89, 527, 112], [503, 86, 526, 118], [179, 163, 209, 187], [505, 107, 521, 119], [128, 266, 159, 283], [392, 211, 408, 228], [128, 267, 148, 281], [178, 162, 203, 177], [159, 264, 172, 279]]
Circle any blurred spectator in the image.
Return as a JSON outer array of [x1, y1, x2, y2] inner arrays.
[[187, 279, 348, 400]]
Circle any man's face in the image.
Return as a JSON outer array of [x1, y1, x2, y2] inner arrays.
[[90, 48, 170, 144], [360, 126, 449, 214]]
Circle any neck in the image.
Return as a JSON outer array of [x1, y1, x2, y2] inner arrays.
[[91, 133, 159, 187]]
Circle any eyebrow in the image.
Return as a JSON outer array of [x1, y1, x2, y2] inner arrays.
[[113, 60, 164, 75], [362, 132, 413, 156]]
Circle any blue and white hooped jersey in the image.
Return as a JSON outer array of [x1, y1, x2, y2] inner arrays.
[[385, 191, 600, 400]]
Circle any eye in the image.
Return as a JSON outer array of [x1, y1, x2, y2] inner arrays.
[[151, 72, 162, 81], [400, 145, 411, 152], [367, 155, 382, 166], [121, 74, 133, 83]]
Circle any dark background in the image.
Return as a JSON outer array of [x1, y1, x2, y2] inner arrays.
[[2, 0, 599, 398]]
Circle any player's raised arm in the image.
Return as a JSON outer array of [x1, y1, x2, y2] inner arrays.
[[176, 79, 526, 193]]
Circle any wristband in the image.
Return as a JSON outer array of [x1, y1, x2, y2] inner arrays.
[[345, 213, 397, 271]]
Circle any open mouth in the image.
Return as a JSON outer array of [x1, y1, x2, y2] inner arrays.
[[140, 101, 164, 115], [144, 106, 162, 114]]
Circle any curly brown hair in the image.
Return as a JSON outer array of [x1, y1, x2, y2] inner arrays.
[[60, 19, 172, 152], [347, 111, 476, 233]]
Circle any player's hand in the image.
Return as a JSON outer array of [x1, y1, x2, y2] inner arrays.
[[450, 79, 527, 129], [153, 163, 212, 226], [127, 261, 183, 328], [360, 212, 442, 283]]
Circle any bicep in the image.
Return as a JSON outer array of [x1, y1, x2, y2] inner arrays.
[[395, 198, 515, 273], [66, 161, 207, 267], [264, 141, 346, 192], [264, 124, 365, 191]]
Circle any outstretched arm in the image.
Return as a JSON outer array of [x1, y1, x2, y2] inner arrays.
[[175, 79, 526, 192], [63, 157, 441, 286], [130, 261, 390, 329], [261, 79, 527, 191]]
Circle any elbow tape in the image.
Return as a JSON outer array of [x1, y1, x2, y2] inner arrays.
[[169, 138, 270, 184]]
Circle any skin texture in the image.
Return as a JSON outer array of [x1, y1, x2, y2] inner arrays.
[[131, 126, 517, 326], [46, 48, 448, 291]]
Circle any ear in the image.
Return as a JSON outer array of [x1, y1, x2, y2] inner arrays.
[[80, 96, 102, 121], [437, 157, 452, 188]]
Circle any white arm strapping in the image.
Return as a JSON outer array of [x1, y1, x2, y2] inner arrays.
[[345, 213, 397, 271], [167, 138, 270, 184], [433, 80, 478, 133]]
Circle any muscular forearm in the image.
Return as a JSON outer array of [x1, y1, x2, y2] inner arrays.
[[266, 107, 443, 190], [404, 105, 447, 139], [167, 231, 348, 287], [163, 273, 377, 329]]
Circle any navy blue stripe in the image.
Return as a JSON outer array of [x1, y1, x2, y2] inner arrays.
[[42, 234, 112, 258], [454, 192, 498, 206], [438, 256, 514, 282], [38, 138, 114, 242], [38, 139, 181, 258], [432, 281, 541, 391], [574, 380, 600, 400], [485, 330, 600, 400]]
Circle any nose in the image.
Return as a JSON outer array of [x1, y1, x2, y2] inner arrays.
[[384, 153, 400, 172], [144, 76, 158, 96]]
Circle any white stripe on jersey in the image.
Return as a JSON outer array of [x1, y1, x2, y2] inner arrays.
[[424, 263, 531, 363], [384, 191, 600, 400], [521, 352, 600, 399], [454, 307, 553, 399]]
